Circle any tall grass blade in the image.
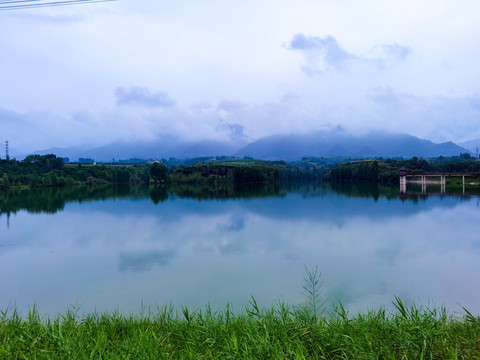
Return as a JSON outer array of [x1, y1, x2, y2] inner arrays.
[[300, 265, 326, 321], [393, 295, 408, 319], [462, 306, 478, 323]]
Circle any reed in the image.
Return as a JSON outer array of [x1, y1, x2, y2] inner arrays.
[[1, 298, 479, 359], [1, 272, 479, 358]]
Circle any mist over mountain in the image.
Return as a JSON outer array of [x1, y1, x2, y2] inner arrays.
[[31, 130, 469, 162], [459, 139, 480, 154], [237, 131, 469, 160], [33, 137, 243, 162]]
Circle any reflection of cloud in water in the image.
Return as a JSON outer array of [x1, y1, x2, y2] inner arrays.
[[217, 216, 245, 233], [219, 240, 247, 255], [283, 252, 301, 263], [118, 250, 175, 272], [3, 189, 480, 315]]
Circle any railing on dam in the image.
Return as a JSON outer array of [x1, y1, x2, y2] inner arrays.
[[399, 168, 480, 194]]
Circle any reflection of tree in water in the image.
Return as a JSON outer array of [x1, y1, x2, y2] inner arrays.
[[0, 185, 151, 216], [150, 186, 168, 204], [1, 182, 473, 219], [324, 181, 476, 202], [324, 182, 390, 201], [0, 183, 292, 216], [168, 183, 286, 200]]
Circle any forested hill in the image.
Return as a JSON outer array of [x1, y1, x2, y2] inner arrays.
[[1, 153, 479, 190], [323, 154, 480, 183], [29, 131, 471, 162], [0, 155, 320, 189], [166, 160, 319, 185], [0, 155, 151, 188], [237, 131, 468, 160]]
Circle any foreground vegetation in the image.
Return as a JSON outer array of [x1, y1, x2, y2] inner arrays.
[[1, 299, 479, 359]]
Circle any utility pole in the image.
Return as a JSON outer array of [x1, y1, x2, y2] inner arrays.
[[5, 140, 9, 161], [476, 146, 479, 159]]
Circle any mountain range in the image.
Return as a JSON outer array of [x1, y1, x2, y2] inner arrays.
[[237, 131, 471, 161], [31, 130, 473, 162]]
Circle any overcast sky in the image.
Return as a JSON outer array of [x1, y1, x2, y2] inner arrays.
[[1, 0, 480, 154]]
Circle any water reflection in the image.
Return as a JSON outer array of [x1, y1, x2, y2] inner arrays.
[[118, 250, 176, 272], [1, 182, 478, 218], [0, 183, 479, 316]]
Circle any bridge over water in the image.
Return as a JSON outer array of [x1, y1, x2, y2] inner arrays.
[[399, 169, 480, 194]]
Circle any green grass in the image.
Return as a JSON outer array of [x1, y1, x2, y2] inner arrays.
[[1, 270, 479, 358], [0, 299, 479, 359]]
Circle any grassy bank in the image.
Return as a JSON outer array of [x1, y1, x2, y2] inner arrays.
[[1, 300, 479, 359]]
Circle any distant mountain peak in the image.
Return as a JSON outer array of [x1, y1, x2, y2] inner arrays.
[[236, 130, 469, 160], [28, 130, 470, 162]]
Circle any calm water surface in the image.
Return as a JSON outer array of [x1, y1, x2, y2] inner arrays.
[[1, 183, 479, 316]]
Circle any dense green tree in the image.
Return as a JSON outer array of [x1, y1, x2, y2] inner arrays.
[[1, 155, 153, 189], [1, 173, 10, 188], [324, 156, 480, 183], [150, 162, 169, 184]]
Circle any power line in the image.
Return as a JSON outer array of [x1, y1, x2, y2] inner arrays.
[[0, 0, 116, 10], [0, 0, 115, 9], [0, 0, 115, 5], [0, 0, 57, 4]]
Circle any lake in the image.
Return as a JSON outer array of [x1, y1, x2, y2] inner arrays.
[[1, 183, 479, 317]]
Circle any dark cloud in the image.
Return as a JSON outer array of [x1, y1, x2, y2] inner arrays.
[[115, 86, 175, 108], [225, 123, 245, 140], [217, 217, 245, 233], [217, 120, 247, 141], [289, 33, 355, 72], [288, 33, 411, 74]]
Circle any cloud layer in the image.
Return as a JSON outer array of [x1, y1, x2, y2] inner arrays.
[[3, 85, 480, 156], [1, 0, 480, 154]]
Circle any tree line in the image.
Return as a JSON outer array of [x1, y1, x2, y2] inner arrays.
[[0, 155, 319, 190], [323, 154, 480, 183], [2, 153, 478, 190], [0, 155, 150, 189], [157, 160, 320, 185]]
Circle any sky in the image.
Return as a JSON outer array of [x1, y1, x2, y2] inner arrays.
[[1, 0, 480, 154]]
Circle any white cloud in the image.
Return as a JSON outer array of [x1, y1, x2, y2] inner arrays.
[[288, 33, 355, 73], [1, 0, 480, 152], [2, 84, 480, 156], [288, 33, 411, 74]]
